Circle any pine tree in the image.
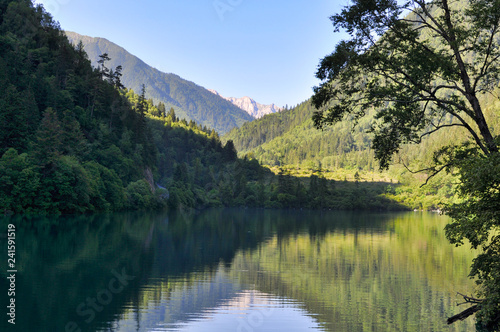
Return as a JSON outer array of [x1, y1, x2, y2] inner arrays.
[[158, 102, 166, 118], [33, 107, 62, 167], [97, 53, 111, 80], [167, 107, 177, 122], [222, 140, 237, 162]]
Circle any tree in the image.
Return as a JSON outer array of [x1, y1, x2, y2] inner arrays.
[[444, 145, 500, 331], [0, 148, 40, 213], [112, 65, 125, 90], [312, 0, 500, 328], [97, 53, 111, 80], [222, 140, 238, 162], [167, 107, 177, 122], [313, 0, 499, 167], [158, 102, 166, 118], [33, 107, 63, 167], [97, 53, 124, 89]]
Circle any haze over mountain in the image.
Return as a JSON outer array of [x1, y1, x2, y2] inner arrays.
[[208, 89, 283, 119], [65, 31, 254, 134]]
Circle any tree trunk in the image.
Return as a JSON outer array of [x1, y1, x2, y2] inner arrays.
[[448, 305, 480, 325]]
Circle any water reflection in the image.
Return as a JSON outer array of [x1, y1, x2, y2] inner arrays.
[[0, 210, 476, 331]]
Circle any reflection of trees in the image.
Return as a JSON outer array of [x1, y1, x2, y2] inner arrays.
[[0, 210, 477, 332], [0, 213, 160, 332], [103, 209, 393, 330], [229, 213, 477, 332]]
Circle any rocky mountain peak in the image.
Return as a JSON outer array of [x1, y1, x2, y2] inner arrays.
[[208, 90, 282, 119]]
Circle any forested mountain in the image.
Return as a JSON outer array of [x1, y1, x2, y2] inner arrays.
[[224, 92, 500, 172], [0, 0, 405, 214], [223, 81, 499, 211], [0, 0, 241, 214], [0, 0, 165, 214], [65, 31, 254, 135], [223, 100, 379, 170]]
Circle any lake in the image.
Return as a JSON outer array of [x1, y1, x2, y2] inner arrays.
[[0, 209, 477, 331]]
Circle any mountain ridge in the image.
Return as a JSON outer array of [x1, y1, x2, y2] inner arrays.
[[65, 31, 254, 135], [208, 89, 283, 119]]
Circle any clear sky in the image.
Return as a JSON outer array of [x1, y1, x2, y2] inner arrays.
[[35, 0, 347, 108]]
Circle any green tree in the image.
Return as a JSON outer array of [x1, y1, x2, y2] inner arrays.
[[167, 107, 177, 122], [33, 107, 63, 167], [0, 148, 40, 213], [60, 109, 87, 157], [444, 146, 500, 330], [158, 102, 166, 118], [97, 53, 111, 80], [312, 0, 500, 328], [222, 140, 238, 162], [313, 0, 499, 167]]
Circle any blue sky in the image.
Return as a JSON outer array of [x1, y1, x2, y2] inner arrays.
[[35, 0, 346, 107]]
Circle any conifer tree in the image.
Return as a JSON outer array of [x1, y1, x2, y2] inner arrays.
[[33, 107, 62, 167]]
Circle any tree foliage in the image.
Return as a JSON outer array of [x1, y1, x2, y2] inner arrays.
[[0, 0, 160, 214], [312, 0, 500, 328], [312, 0, 499, 168]]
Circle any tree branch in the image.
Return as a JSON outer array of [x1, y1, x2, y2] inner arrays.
[[418, 123, 465, 141], [432, 84, 467, 96], [447, 293, 484, 325], [413, 0, 450, 42], [457, 292, 484, 304], [474, 24, 500, 92], [432, 99, 489, 155], [400, 161, 449, 188], [447, 305, 480, 324]]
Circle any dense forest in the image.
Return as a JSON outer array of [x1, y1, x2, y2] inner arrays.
[[225, 92, 500, 171], [224, 100, 377, 169], [0, 0, 163, 214], [224, 88, 500, 210], [0, 0, 407, 214]]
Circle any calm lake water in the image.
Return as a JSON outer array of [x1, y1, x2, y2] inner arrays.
[[0, 209, 477, 331]]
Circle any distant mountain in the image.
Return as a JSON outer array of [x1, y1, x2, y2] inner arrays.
[[223, 99, 379, 169], [222, 95, 483, 171], [208, 89, 282, 119], [65, 32, 254, 134]]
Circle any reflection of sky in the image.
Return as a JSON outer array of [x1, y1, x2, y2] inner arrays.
[[167, 299, 322, 332], [108, 268, 323, 332]]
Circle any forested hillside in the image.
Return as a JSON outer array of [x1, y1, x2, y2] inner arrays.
[[65, 31, 254, 135], [224, 100, 377, 169], [224, 88, 500, 210], [0, 0, 407, 214], [0, 0, 166, 214], [226, 82, 500, 171], [222, 0, 500, 215], [131, 89, 404, 211]]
